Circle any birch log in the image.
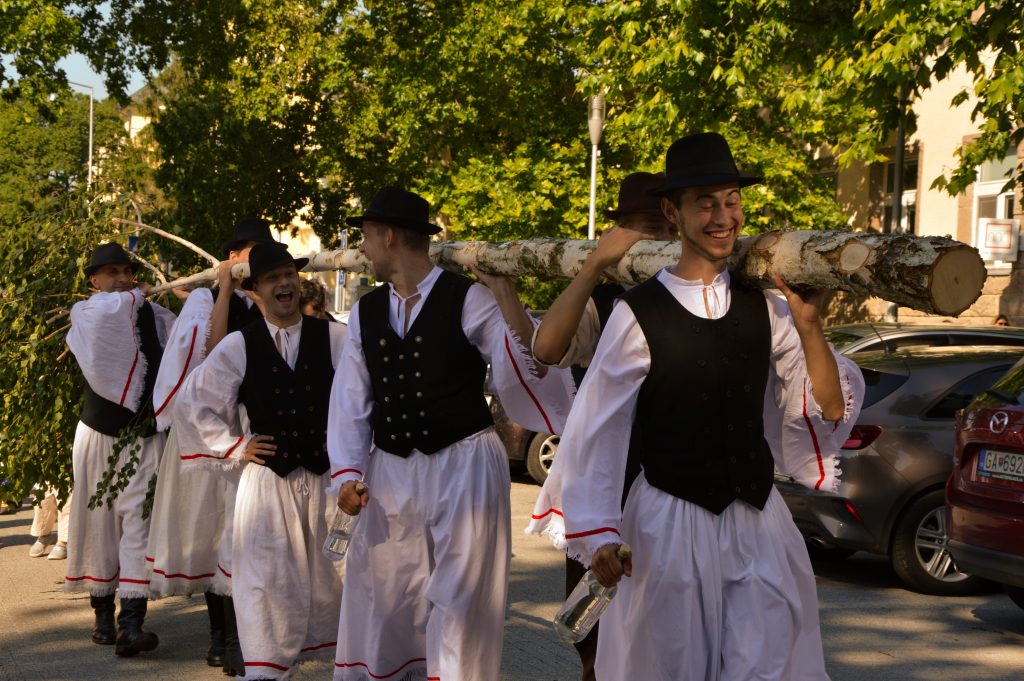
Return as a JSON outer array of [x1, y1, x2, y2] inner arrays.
[[149, 231, 986, 317]]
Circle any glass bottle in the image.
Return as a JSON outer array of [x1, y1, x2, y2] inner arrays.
[[553, 544, 631, 643], [322, 482, 366, 561]]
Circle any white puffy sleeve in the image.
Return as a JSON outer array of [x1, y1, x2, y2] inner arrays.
[[176, 331, 250, 473], [152, 288, 214, 431], [327, 301, 373, 497], [762, 291, 865, 493], [464, 283, 576, 436], [527, 301, 648, 566], [67, 289, 149, 412]]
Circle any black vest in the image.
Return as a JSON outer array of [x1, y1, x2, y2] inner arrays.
[[622, 276, 774, 515], [238, 316, 334, 478], [212, 287, 264, 331], [360, 270, 493, 457], [80, 301, 163, 438]]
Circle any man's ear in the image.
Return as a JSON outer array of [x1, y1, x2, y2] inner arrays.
[[660, 196, 678, 225], [384, 226, 396, 248]]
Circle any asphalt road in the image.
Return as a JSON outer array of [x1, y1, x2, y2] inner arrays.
[[0, 477, 1021, 680]]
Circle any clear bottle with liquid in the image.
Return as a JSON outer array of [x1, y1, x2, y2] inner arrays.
[[553, 543, 631, 643], [322, 482, 366, 561]]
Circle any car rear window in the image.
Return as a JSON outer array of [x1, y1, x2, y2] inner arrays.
[[861, 367, 910, 409], [824, 329, 863, 351], [988, 360, 1024, 402], [924, 365, 1015, 419]]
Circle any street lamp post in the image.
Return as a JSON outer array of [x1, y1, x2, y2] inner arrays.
[[587, 94, 606, 240], [67, 80, 94, 189]]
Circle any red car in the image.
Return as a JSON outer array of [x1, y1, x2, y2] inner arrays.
[[947, 359, 1024, 610]]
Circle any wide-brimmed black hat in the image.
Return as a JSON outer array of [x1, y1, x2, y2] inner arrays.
[[652, 132, 762, 196], [240, 241, 308, 291], [604, 172, 667, 219], [345, 187, 441, 235], [84, 243, 139, 277], [222, 217, 275, 258]]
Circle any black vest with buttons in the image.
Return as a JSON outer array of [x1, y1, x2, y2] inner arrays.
[[80, 300, 163, 438], [360, 270, 493, 457], [238, 316, 334, 478], [622, 276, 774, 515]]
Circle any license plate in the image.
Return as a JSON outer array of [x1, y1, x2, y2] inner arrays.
[[977, 449, 1024, 484]]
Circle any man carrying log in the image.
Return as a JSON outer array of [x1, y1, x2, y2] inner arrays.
[[179, 240, 345, 681], [64, 242, 176, 657], [530, 170, 675, 681], [147, 217, 272, 675], [538, 132, 866, 680], [328, 187, 573, 681]]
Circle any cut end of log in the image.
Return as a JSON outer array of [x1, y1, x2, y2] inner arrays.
[[930, 247, 987, 316], [838, 240, 872, 272]]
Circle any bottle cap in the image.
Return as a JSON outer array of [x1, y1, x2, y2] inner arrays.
[[615, 543, 632, 561]]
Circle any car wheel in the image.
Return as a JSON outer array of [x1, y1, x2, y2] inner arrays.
[[526, 433, 559, 485], [890, 489, 985, 596], [1005, 585, 1024, 611]]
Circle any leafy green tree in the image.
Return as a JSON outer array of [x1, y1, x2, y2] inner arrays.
[[0, 92, 124, 225]]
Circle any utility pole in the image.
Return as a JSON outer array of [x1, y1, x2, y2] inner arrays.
[[67, 80, 95, 190], [587, 95, 606, 240]]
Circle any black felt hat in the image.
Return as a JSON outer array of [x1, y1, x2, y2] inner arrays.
[[604, 172, 667, 219], [652, 132, 762, 196], [84, 243, 138, 277], [240, 241, 308, 291], [346, 187, 441, 235], [222, 217, 275, 258]]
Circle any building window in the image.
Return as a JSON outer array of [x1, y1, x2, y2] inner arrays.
[[883, 159, 918, 233], [975, 146, 1017, 223]]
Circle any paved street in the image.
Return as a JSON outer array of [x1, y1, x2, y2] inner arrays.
[[0, 476, 1022, 680]]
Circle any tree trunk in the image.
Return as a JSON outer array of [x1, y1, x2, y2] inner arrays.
[[151, 231, 986, 317]]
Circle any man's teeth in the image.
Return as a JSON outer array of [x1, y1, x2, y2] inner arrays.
[[708, 230, 732, 238]]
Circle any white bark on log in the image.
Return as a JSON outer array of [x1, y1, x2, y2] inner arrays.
[[149, 231, 986, 317]]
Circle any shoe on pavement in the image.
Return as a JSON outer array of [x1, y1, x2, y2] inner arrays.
[[47, 544, 67, 560], [29, 540, 51, 557]]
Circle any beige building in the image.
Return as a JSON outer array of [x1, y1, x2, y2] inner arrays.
[[830, 62, 1022, 326]]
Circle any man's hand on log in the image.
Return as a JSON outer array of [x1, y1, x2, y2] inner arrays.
[[337, 480, 370, 515], [217, 257, 242, 292], [170, 287, 190, 301], [772, 274, 832, 332], [590, 227, 650, 270], [467, 263, 515, 295]]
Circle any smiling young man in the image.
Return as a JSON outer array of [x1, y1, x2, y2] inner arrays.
[[179, 241, 345, 681], [65, 242, 176, 657], [327, 187, 573, 681], [543, 133, 866, 680], [148, 217, 273, 675]]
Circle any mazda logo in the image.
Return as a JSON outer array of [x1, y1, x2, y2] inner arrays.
[[990, 411, 1009, 434]]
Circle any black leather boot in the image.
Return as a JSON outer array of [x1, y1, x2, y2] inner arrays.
[[221, 596, 245, 677], [90, 594, 116, 645], [205, 591, 226, 667], [115, 597, 159, 657]]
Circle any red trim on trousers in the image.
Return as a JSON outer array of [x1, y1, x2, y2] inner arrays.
[[503, 334, 554, 433], [66, 574, 118, 583], [153, 568, 217, 580], [154, 325, 198, 416], [335, 657, 427, 679], [300, 641, 336, 652], [218, 563, 232, 579], [119, 578, 151, 585], [331, 468, 362, 479], [245, 661, 289, 671]]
